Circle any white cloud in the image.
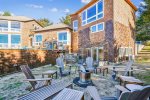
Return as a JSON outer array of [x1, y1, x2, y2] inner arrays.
[[50, 8, 58, 12], [81, 0, 91, 4], [140, 2, 146, 6], [26, 4, 43, 9], [64, 9, 70, 13]]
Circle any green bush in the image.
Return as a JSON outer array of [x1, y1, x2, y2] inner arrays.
[[136, 33, 150, 41], [144, 41, 150, 46]]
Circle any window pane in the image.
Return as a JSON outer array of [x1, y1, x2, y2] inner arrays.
[[73, 20, 78, 32], [91, 25, 96, 33], [98, 0, 103, 13], [36, 35, 42, 42], [0, 21, 8, 28], [11, 21, 20, 29], [87, 5, 96, 18], [73, 21, 78, 28], [98, 23, 104, 31], [0, 34, 8, 43], [87, 16, 96, 23], [59, 32, 67, 41], [82, 11, 86, 21], [98, 13, 103, 19], [82, 21, 86, 25], [11, 35, 21, 44]]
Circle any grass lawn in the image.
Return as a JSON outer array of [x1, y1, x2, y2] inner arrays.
[[135, 71, 150, 85]]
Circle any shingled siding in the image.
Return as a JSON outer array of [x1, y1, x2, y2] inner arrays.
[[113, 0, 136, 56], [0, 49, 58, 75]]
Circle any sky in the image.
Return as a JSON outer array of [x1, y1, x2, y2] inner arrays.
[[0, 0, 142, 23]]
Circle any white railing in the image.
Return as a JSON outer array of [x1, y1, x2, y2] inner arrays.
[[0, 43, 21, 49], [0, 43, 8, 48], [0, 27, 21, 32], [33, 42, 42, 46], [10, 28, 21, 32], [0, 27, 8, 32], [11, 44, 21, 49]]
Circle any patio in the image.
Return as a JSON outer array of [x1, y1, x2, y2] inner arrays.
[[0, 63, 149, 100]]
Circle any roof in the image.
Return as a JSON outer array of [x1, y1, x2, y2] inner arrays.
[[34, 23, 72, 32], [70, 0, 137, 16], [0, 16, 34, 22]]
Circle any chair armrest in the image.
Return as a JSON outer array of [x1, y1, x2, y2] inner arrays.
[[115, 85, 130, 92], [24, 78, 52, 82]]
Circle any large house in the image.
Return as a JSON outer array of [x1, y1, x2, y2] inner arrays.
[[0, 16, 42, 49], [0, 0, 137, 62], [70, 0, 137, 61]]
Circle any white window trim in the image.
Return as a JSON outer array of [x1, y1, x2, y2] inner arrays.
[[90, 22, 104, 33], [57, 31, 71, 45], [73, 20, 78, 32], [34, 34, 43, 46], [0, 20, 21, 32], [0, 33, 21, 49], [81, 0, 104, 26]]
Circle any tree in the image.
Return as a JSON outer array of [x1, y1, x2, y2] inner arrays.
[[37, 18, 53, 27], [2, 11, 12, 16], [136, 0, 150, 41], [59, 15, 71, 25]]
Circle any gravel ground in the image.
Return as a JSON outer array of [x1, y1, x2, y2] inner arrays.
[[0, 63, 148, 100]]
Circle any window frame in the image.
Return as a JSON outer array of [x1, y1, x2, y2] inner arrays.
[[34, 34, 43, 46], [73, 20, 78, 32], [81, 0, 104, 26], [90, 22, 104, 33], [0, 33, 21, 49]]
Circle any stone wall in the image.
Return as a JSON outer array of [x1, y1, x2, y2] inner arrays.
[[0, 49, 58, 75]]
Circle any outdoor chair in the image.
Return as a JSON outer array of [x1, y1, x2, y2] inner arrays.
[[86, 85, 150, 100], [56, 57, 71, 77], [96, 61, 108, 76], [20, 65, 52, 91], [111, 60, 134, 80], [86, 57, 95, 72]]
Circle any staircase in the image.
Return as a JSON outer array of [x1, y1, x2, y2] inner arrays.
[[136, 46, 150, 63]]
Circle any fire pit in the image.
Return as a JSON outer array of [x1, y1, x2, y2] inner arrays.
[[73, 71, 93, 88]]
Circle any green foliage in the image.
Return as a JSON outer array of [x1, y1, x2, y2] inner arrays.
[[59, 15, 71, 25], [136, 0, 150, 41], [136, 33, 150, 41], [2, 11, 12, 16], [135, 71, 150, 85], [37, 18, 53, 27]]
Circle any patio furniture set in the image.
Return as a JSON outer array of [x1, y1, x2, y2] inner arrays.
[[18, 56, 150, 100]]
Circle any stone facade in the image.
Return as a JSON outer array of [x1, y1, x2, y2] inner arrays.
[[71, 0, 137, 62], [33, 28, 72, 52]]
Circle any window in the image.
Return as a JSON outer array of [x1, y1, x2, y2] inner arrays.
[[58, 32, 67, 41], [11, 35, 21, 44], [73, 20, 78, 32], [35, 34, 42, 42], [0, 21, 8, 31], [0, 34, 8, 44], [90, 22, 104, 33], [87, 5, 96, 18], [98, 23, 104, 31], [91, 25, 97, 33], [81, 0, 104, 26], [0, 34, 21, 48]]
